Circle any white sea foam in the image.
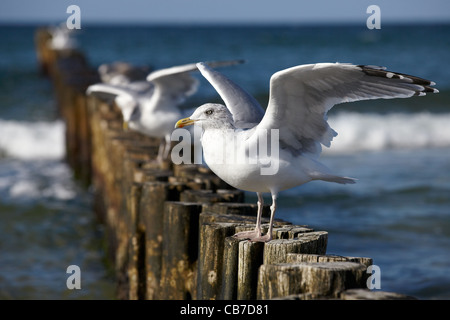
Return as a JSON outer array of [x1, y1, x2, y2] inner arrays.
[[0, 119, 65, 160], [324, 112, 450, 154], [0, 159, 78, 202], [0, 119, 76, 201]]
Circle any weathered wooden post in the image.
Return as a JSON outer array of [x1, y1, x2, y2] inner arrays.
[[160, 202, 203, 299], [237, 240, 264, 300], [126, 183, 145, 300], [257, 262, 368, 299], [197, 223, 236, 300], [139, 181, 187, 299]]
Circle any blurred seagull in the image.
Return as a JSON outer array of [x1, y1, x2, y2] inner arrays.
[[175, 62, 439, 242], [97, 61, 152, 86], [48, 24, 78, 50], [87, 59, 244, 162]]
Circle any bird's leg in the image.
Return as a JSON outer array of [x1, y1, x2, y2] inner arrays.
[[233, 192, 264, 240], [234, 193, 276, 242], [257, 193, 277, 242], [254, 192, 264, 236]]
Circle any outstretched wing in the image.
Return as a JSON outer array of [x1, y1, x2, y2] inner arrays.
[[86, 83, 130, 101], [147, 60, 245, 111], [196, 62, 265, 129], [98, 62, 151, 85], [86, 83, 141, 117], [256, 62, 438, 156]]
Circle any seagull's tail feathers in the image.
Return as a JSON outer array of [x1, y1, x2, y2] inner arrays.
[[310, 172, 357, 184]]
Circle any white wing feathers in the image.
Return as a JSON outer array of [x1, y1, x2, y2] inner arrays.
[[98, 62, 151, 85], [147, 60, 246, 110], [257, 62, 438, 156], [197, 62, 265, 129], [86, 83, 143, 104], [86, 83, 142, 115]]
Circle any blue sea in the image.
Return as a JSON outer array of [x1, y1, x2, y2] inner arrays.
[[0, 23, 449, 299]]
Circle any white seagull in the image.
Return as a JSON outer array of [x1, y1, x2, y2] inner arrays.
[[48, 24, 78, 50], [87, 59, 243, 162], [97, 61, 152, 86], [175, 62, 439, 242]]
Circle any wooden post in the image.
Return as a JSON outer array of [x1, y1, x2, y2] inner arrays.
[[220, 237, 241, 300], [286, 253, 373, 268], [180, 189, 244, 204], [340, 289, 417, 300], [34, 28, 52, 75], [173, 164, 233, 191], [197, 223, 236, 300], [139, 181, 186, 299], [204, 202, 260, 217], [257, 261, 367, 299], [160, 202, 202, 300], [263, 232, 328, 265], [126, 183, 144, 300], [237, 240, 264, 300]]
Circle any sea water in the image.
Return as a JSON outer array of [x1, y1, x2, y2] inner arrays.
[[0, 23, 449, 299]]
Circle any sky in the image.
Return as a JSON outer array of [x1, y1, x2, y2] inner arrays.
[[1, 0, 449, 25]]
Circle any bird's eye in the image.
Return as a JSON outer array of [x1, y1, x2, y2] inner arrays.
[[205, 109, 213, 115]]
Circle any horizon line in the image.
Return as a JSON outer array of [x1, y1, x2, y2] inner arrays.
[[1, 19, 450, 28]]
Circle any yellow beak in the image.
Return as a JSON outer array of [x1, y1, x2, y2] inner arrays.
[[175, 117, 197, 128], [123, 121, 129, 131]]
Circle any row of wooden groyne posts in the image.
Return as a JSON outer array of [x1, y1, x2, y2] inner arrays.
[[35, 27, 414, 300]]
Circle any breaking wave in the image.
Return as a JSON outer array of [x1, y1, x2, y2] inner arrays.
[[324, 111, 450, 154], [0, 119, 65, 160]]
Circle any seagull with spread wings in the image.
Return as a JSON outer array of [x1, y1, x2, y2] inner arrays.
[[87, 60, 243, 162], [175, 62, 438, 242], [97, 61, 152, 86]]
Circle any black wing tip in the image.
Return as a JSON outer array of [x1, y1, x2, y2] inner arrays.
[[357, 64, 439, 95]]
